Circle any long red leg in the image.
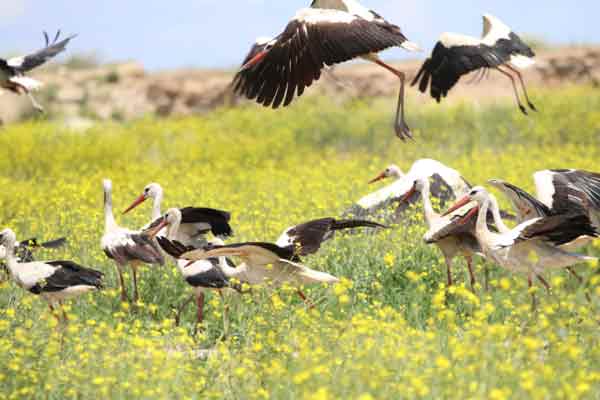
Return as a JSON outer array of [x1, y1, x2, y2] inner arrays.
[[372, 59, 412, 141], [297, 290, 315, 309], [445, 258, 453, 287], [132, 265, 139, 303], [496, 67, 528, 115], [196, 292, 205, 324], [505, 64, 537, 111], [528, 273, 537, 312], [567, 267, 592, 302], [465, 255, 477, 292]]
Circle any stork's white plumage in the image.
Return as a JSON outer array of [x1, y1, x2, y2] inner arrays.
[[233, 0, 420, 140], [488, 169, 600, 251], [0, 228, 103, 321], [445, 187, 596, 302], [412, 14, 537, 114], [101, 179, 164, 302], [346, 159, 471, 220], [123, 182, 233, 248], [0, 30, 76, 113]]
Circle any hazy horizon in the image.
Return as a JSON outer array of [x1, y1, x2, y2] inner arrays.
[[0, 1, 597, 70]]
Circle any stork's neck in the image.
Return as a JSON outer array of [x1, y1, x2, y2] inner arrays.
[[2, 241, 18, 278], [489, 196, 510, 233], [151, 190, 163, 221], [420, 181, 438, 227], [104, 187, 118, 232], [476, 199, 493, 241], [166, 218, 181, 241], [219, 258, 244, 279]]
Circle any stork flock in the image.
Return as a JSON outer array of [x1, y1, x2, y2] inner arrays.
[[0, 0, 598, 327]]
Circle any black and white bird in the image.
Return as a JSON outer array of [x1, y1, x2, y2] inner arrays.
[[412, 14, 537, 114], [0, 30, 76, 112], [0, 228, 103, 321], [232, 0, 420, 140], [488, 169, 600, 251], [345, 159, 472, 221], [101, 179, 165, 303], [444, 187, 597, 306], [145, 208, 240, 326], [123, 182, 233, 248]]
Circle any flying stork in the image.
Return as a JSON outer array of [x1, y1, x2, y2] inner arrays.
[[101, 179, 164, 302], [123, 182, 233, 248], [412, 14, 536, 114], [344, 159, 472, 221], [444, 187, 597, 308], [0, 228, 103, 322], [145, 208, 240, 328], [0, 30, 76, 113], [232, 0, 421, 140]]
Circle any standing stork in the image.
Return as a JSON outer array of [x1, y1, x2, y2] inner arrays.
[[1, 236, 67, 280], [0, 229, 103, 322], [145, 209, 240, 327], [0, 30, 76, 112], [123, 182, 233, 248], [488, 169, 600, 251], [412, 14, 537, 114], [232, 0, 421, 140], [101, 180, 164, 302], [345, 159, 472, 221], [444, 187, 597, 308]]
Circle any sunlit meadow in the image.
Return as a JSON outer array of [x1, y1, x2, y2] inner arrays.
[[1, 86, 600, 399]]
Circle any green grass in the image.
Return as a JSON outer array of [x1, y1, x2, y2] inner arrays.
[[0, 85, 600, 399]]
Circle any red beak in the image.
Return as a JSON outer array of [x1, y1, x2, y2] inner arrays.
[[146, 218, 169, 239], [442, 195, 472, 217], [123, 194, 146, 214], [368, 172, 387, 184], [184, 260, 195, 268], [400, 183, 417, 204], [457, 206, 479, 225], [240, 50, 268, 71]]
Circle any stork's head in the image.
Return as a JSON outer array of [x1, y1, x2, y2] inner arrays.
[[0, 229, 16, 247], [443, 186, 489, 217], [399, 177, 427, 204], [145, 208, 181, 238], [123, 182, 163, 214], [103, 179, 112, 192], [369, 164, 404, 184]]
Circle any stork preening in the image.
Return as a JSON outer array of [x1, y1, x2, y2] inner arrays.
[[444, 187, 597, 308], [101, 180, 165, 302], [345, 159, 472, 221], [412, 14, 537, 114], [0, 229, 103, 321], [123, 182, 233, 248], [145, 208, 240, 328], [0, 30, 76, 113], [233, 0, 420, 140]]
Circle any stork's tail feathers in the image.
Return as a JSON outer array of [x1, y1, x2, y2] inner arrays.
[[331, 219, 387, 231], [411, 59, 432, 94], [401, 40, 421, 52], [9, 76, 43, 91], [40, 237, 67, 249]]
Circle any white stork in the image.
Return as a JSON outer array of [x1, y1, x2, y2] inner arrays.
[[488, 169, 600, 251], [345, 159, 472, 221], [233, 0, 421, 140], [101, 179, 164, 302], [161, 215, 384, 304], [123, 182, 234, 248], [412, 14, 536, 114], [444, 187, 597, 307], [0, 30, 76, 113], [145, 208, 240, 327], [0, 228, 103, 321]]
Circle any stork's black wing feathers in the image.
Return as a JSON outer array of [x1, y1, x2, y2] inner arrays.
[[13, 32, 77, 72], [233, 12, 409, 108], [180, 207, 233, 237], [156, 237, 194, 259], [516, 214, 598, 246], [550, 170, 600, 216], [412, 41, 506, 102], [31, 260, 104, 293]]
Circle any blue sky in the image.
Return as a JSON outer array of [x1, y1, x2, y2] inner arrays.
[[0, 1, 597, 70]]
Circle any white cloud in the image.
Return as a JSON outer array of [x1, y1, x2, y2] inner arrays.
[[0, 1, 26, 20]]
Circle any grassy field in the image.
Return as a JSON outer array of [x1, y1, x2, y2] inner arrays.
[[1, 85, 600, 399]]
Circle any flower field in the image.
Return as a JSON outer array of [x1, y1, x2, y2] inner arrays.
[[1, 86, 600, 399]]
